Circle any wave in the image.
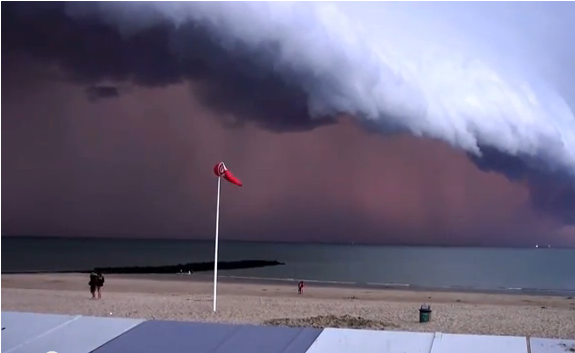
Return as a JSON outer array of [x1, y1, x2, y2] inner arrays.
[[221, 275, 575, 295]]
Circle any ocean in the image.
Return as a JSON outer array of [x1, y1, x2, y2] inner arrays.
[[3, 236, 575, 294]]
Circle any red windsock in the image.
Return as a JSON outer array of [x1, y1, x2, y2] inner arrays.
[[213, 162, 243, 187]]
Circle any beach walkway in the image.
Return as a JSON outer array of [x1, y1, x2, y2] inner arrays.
[[2, 311, 574, 353]]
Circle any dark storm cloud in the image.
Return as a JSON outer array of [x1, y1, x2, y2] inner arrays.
[[2, 2, 332, 132], [86, 85, 119, 101], [527, 176, 575, 224], [2, 2, 575, 224], [470, 147, 575, 223]]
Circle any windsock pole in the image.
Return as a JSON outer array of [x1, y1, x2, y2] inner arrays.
[[213, 176, 221, 312]]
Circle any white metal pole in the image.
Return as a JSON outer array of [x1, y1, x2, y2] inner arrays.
[[213, 176, 221, 312]]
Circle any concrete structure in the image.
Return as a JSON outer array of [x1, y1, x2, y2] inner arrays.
[[1, 312, 143, 353], [530, 337, 575, 353], [306, 328, 435, 353], [2, 311, 572, 353], [429, 332, 528, 353]]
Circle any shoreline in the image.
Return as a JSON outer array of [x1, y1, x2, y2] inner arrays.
[[3, 272, 575, 305], [16, 271, 569, 297], [211, 273, 575, 297], [3, 273, 575, 338]]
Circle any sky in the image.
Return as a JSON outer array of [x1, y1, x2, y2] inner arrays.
[[2, 2, 575, 247]]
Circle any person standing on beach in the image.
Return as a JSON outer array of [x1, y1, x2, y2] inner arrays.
[[298, 281, 304, 294], [96, 271, 105, 299], [89, 271, 98, 299]]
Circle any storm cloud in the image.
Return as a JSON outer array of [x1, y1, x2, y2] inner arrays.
[[2, 2, 575, 237]]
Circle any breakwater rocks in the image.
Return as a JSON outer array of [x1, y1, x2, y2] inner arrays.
[[92, 260, 284, 274]]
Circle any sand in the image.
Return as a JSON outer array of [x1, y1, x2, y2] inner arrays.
[[2, 273, 574, 339]]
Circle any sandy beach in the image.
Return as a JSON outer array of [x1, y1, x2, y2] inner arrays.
[[2, 273, 574, 339]]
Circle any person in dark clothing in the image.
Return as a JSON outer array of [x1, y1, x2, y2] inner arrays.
[[89, 271, 98, 299], [96, 271, 105, 299], [297, 281, 304, 294]]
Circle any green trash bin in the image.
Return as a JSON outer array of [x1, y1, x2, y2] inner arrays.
[[419, 304, 432, 323]]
